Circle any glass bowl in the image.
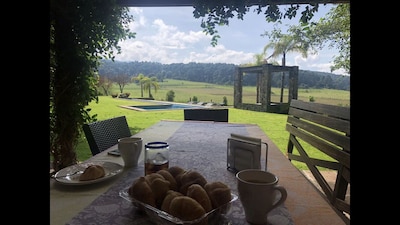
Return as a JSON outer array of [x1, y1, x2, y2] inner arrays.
[[119, 187, 238, 225]]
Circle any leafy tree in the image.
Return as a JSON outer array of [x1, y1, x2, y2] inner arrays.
[[191, 1, 349, 46], [248, 44, 280, 66], [98, 75, 113, 96], [166, 90, 175, 101], [131, 73, 147, 97], [110, 74, 131, 93], [305, 4, 350, 74], [143, 76, 160, 98], [265, 4, 350, 74], [50, 0, 135, 172], [263, 32, 308, 102], [222, 96, 228, 106], [193, 1, 349, 75], [253, 52, 268, 66], [263, 33, 309, 66]]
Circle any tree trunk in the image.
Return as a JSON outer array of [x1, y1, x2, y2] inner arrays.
[[280, 54, 286, 103], [280, 72, 285, 103]]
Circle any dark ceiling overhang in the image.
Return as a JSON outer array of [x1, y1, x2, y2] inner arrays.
[[117, 0, 350, 7]]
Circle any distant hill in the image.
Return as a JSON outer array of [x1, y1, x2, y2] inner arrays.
[[98, 60, 350, 91]]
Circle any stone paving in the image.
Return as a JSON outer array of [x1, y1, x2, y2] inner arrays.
[[301, 169, 350, 219]]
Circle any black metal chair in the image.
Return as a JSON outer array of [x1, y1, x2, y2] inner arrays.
[[82, 116, 132, 156], [184, 108, 229, 122]]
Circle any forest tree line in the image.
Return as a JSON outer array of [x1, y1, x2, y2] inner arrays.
[[98, 60, 350, 91]]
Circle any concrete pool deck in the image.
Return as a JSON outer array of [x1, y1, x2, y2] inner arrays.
[[119, 98, 228, 111], [118, 99, 207, 111]]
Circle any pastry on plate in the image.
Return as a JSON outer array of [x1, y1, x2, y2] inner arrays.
[[79, 165, 105, 181]]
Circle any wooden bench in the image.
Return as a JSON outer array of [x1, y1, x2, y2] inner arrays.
[[286, 99, 350, 224]]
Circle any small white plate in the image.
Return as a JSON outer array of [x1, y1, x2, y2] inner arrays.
[[54, 161, 123, 185]]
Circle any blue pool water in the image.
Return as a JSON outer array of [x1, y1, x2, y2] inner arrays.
[[122, 103, 205, 111]]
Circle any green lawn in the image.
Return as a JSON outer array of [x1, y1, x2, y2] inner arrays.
[[74, 79, 350, 170], [106, 79, 350, 107]]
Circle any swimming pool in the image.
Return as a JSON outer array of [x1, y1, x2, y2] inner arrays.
[[120, 102, 206, 111]]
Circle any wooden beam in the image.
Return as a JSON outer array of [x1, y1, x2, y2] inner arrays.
[[117, 0, 350, 7]]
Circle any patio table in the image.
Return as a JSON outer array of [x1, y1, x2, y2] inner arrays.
[[50, 120, 347, 225]]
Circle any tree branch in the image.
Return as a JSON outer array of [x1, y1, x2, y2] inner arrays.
[[117, 0, 350, 7]]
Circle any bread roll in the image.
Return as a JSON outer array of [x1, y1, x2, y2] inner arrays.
[[157, 169, 178, 191], [168, 166, 185, 190], [161, 190, 183, 213], [174, 172, 185, 191], [79, 165, 105, 181], [186, 184, 213, 212], [148, 177, 170, 208], [168, 166, 185, 178], [204, 182, 232, 209], [128, 176, 156, 207], [144, 173, 165, 184], [169, 196, 206, 223], [179, 170, 207, 194]]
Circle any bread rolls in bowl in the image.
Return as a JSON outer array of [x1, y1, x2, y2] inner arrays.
[[127, 167, 234, 224]]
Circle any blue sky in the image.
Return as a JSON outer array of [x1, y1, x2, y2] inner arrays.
[[114, 4, 348, 75]]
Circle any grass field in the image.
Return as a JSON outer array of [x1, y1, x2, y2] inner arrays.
[[74, 79, 350, 170], [106, 79, 350, 107]]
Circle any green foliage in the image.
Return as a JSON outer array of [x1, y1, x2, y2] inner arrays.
[[263, 31, 309, 63], [50, 0, 135, 172], [192, 1, 325, 46], [283, 4, 350, 74], [222, 96, 228, 106], [192, 96, 198, 102], [143, 76, 160, 98], [309, 96, 315, 102], [319, 4, 350, 74], [166, 90, 175, 101], [131, 73, 147, 97]]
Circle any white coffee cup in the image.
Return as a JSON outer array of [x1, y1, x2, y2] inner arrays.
[[118, 137, 143, 168], [236, 169, 287, 224]]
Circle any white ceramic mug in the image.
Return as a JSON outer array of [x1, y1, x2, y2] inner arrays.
[[236, 169, 287, 224], [118, 137, 143, 167]]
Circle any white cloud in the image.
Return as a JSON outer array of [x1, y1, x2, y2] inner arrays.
[[290, 51, 348, 75], [113, 5, 348, 75], [182, 45, 254, 64]]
